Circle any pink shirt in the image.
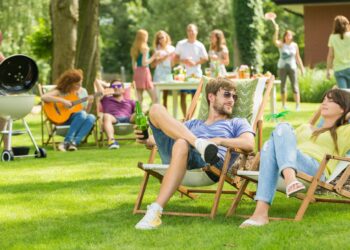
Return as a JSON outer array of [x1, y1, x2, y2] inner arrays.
[[101, 96, 135, 118]]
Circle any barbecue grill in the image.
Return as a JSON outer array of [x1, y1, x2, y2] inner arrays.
[[0, 54, 46, 161]]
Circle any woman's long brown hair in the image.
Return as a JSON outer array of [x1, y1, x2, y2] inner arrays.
[[210, 29, 226, 52], [55, 69, 83, 94], [312, 89, 350, 154], [333, 15, 350, 39]]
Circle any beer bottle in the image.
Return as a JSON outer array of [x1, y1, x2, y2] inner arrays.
[[135, 101, 149, 140]]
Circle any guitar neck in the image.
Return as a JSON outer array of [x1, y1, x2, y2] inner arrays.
[[71, 92, 102, 107], [71, 97, 88, 106]]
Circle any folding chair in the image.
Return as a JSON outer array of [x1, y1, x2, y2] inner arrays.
[[134, 76, 274, 218], [95, 82, 135, 147], [38, 84, 98, 150], [228, 99, 350, 221]]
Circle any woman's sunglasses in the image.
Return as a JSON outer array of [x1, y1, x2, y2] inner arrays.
[[223, 91, 238, 101]]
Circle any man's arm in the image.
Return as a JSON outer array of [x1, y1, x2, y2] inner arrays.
[[210, 132, 255, 152]]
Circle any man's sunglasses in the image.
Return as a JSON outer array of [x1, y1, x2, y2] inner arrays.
[[223, 91, 238, 101], [111, 83, 123, 89]]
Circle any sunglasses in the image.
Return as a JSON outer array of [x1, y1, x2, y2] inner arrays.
[[111, 83, 123, 89], [158, 36, 165, 40], [223, 91, 238, 101]]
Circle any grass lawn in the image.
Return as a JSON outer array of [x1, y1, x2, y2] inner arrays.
[[1, 98, 350, 249]]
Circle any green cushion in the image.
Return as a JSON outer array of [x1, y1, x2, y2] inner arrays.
[[197, 77, 259, 123]]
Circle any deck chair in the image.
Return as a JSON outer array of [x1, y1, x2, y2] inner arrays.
[[134, 76, 274, 218], [95, 83, 135, 147], [38, 84, 98, 150], [227, 97, 350, 221]]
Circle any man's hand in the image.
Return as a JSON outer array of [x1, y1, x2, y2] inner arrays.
[[183, 58, 196, 67], [87, 95, 94, 104], [134, 125, 154, 149]]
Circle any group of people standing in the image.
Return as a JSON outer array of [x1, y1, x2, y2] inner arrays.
[[130, 24, 229, 116]]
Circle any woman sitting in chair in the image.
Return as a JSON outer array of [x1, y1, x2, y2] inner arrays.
[[41, 69, 96, 152], [240, 89, 350, 228]]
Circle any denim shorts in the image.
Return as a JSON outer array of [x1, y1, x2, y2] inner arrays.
[[115, 116, 130, 123], [150, 121, 223, 181]]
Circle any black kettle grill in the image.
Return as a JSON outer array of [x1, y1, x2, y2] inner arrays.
[[0, 55, 46, 161]]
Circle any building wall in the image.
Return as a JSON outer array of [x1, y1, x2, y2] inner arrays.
[[304, 4, 350, 67]]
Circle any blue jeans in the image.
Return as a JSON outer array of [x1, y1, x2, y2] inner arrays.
[[64, 111, 96, 145], [255, 123, 323, 205], [150, 122, 223, 181], [334, 67, 350, 89]]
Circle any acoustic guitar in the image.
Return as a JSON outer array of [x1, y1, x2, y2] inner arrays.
[[43, 90, 111, 124]]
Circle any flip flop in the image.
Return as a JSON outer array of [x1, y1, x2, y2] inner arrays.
[[286, 180, 305, 198], [239, 219, 267, 228]]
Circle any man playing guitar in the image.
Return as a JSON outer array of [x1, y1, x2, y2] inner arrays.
[[41, 69, 96, 151]]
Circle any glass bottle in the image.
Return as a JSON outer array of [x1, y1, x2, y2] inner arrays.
[[135, 101, 149, 140]]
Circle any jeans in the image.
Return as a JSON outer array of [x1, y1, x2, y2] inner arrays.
[[64, 111, 96, 145], [150, 121, 223, 182], [255, 123, 323, 205], [334, 67, 350, 89]]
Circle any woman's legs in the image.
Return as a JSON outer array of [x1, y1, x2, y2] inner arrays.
[[64, 111, 86, 143], [136, 89, 143, 105], [146, 88, 158, 104], [248, 123, 320, 224], [74, 114, 96, 145], [288, 68, 300, 110], [278, 68, 288, 109], [163, 90, 168, 108]]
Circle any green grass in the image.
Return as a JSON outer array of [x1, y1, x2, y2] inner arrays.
[[1, 100, 350, 249]]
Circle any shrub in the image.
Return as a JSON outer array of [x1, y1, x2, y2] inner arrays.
[[286, 68, 335, 103]]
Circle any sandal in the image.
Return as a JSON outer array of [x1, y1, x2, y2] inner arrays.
[[239, 219, 268, 228], [286, 180, 305, 198]]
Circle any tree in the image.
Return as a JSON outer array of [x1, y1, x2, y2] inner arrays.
[[75, 0, 100, 92], [50, 0, 79, 82], [233, 0, 265, 71]]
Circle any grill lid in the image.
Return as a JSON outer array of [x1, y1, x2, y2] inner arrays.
[[0, 55, 38, 94]]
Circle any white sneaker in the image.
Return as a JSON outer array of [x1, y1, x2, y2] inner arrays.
[[295, 105, 301, 112], [195, 138, 219, 165], [58, 142, 68, 152], [135, 203, 163, 230]]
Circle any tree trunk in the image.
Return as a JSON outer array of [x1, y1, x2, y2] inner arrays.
[[51, 0, 79, 82], [75, 0, 100, 93]]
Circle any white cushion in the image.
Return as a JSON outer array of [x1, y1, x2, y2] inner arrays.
[[142, 164, 215, 187]]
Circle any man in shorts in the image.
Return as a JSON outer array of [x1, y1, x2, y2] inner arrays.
[[134, 78, 255, 230], [94, 79, 135, 149]]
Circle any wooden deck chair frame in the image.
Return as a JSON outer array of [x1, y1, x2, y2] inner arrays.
[[227, 99, 350, 221], [133, 76, 274, 218], [38, 84, 98, 150]]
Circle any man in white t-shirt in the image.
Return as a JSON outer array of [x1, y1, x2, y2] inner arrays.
[[174, 24, 208, 117]]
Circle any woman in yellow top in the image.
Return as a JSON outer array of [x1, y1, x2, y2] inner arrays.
[[327, 15, 350, 89], [240, 88, 350, 227]]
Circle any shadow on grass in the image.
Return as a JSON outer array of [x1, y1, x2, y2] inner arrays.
[[0, 176, 142, 194]]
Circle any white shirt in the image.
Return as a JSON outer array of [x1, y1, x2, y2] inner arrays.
[[175, 39, 208, 77]]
